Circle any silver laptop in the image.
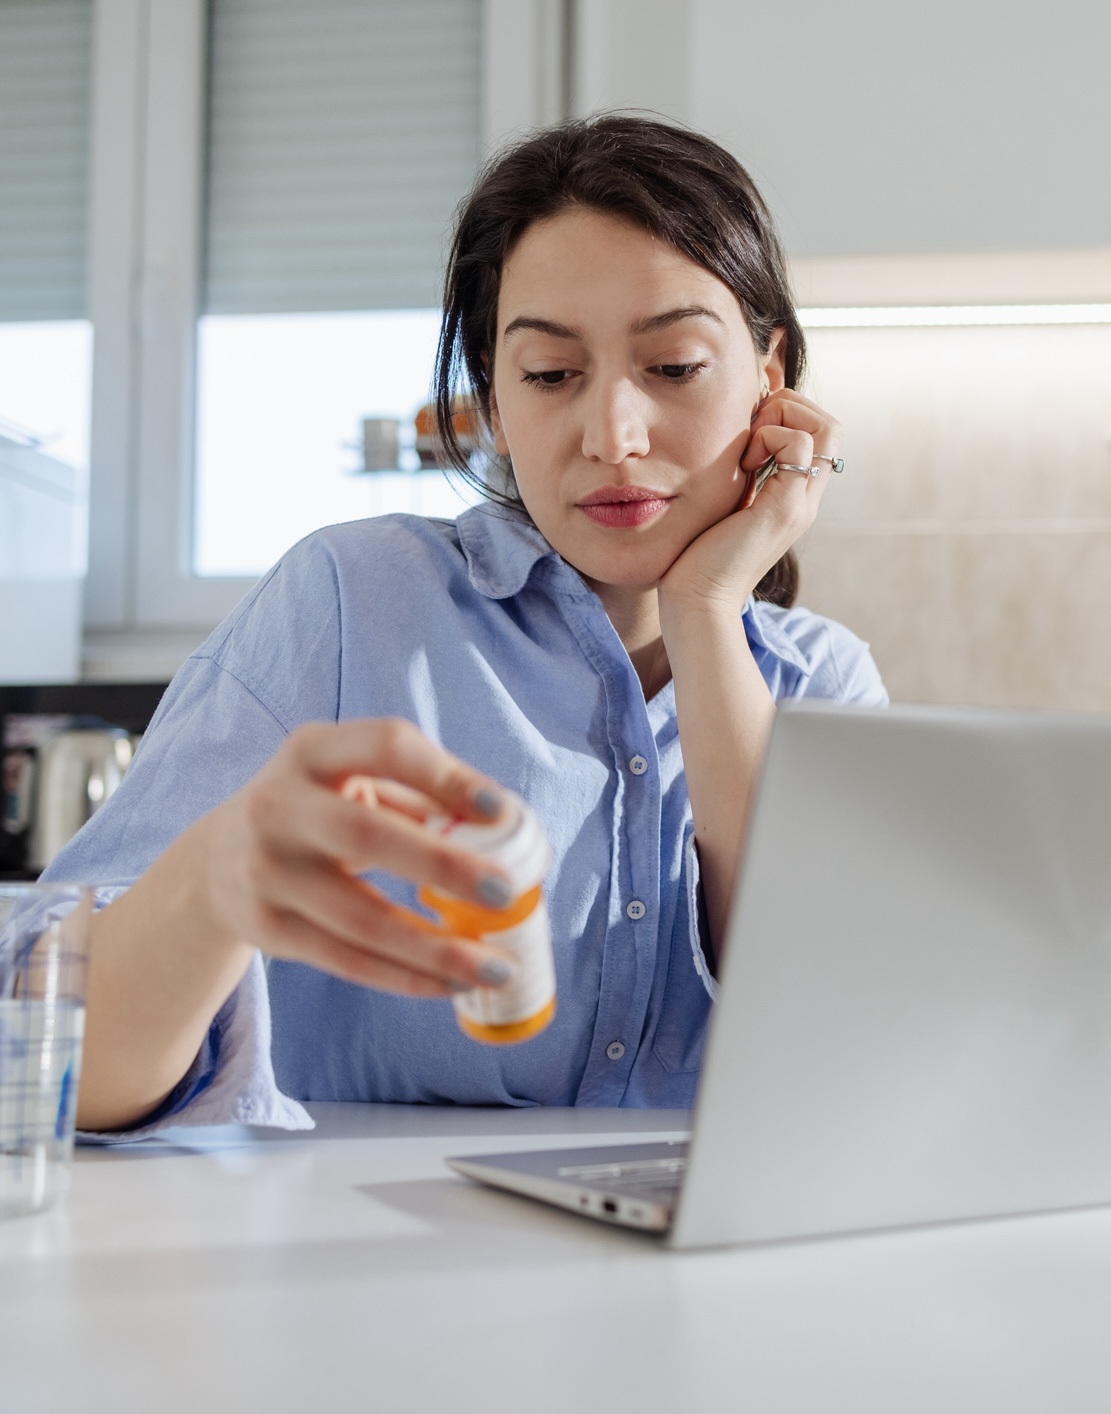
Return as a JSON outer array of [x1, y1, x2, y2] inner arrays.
[[448, 702, 1111, 1249]]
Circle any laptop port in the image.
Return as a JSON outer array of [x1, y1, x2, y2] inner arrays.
[[603, 1199, 617, 1214]]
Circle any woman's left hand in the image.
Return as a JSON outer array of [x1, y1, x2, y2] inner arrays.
[[659, 387, 843, 613]]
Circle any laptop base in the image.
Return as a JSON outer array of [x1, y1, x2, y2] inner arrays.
[[447, 1140, 689, 1233]]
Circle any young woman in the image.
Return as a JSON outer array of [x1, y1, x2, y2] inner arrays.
[[50, 116, 886, 1135]]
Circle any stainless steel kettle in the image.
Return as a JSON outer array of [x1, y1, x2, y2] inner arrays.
[[29, 729, 133, 872]]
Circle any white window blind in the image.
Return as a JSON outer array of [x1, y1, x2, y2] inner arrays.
[[0, 0, 92, 322], [203, 0, 483, 315]]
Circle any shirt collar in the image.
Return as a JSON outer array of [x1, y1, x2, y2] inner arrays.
[[456, 505, 562, 599], [458, 504, 812, 676], [742, 597, 811, 674]]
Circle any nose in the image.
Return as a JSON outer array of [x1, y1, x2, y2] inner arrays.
[[580, 375, 650, 465]]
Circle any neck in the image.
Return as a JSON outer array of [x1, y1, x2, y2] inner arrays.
[[585, 579, 671, 700]]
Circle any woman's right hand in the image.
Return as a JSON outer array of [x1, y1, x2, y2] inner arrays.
[[189, 718, 518, 996]]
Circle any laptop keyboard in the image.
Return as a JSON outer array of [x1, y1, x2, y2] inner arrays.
[[556, 1156, 688, 1192]]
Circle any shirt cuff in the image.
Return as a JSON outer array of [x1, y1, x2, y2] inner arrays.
[[76, 888, 314, 1144], [684, 833, 719, 1003]]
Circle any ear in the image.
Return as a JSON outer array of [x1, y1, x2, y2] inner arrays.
[[760, 327, 788, 392], [488, 384, 510, 457]]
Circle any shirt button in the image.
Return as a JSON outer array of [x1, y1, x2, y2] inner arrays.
[[626, 899, 646, 921], [606, 1041, 626, 1061], [629, 755, 648, 776]]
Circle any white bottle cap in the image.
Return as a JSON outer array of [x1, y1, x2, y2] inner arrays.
[[436, 793, 551, 897]]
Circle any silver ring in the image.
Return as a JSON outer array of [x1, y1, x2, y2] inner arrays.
[[775, 463, 822, 478], [814, 454, 845, 474]]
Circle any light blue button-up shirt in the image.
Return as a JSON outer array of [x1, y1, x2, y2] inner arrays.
[[47, 508, 887, 1136]]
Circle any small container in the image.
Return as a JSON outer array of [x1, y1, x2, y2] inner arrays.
[[0, 883, 91, 1218], [419, 795, 555, 1045], [412, 398, 480, 470], [360, 417, 400, 472]]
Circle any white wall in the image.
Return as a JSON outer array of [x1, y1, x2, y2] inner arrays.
[[0, 437, 84, 683], [72, 0, 1111, 702], [800, 322, 1111, 711], [572, 0, 690, 125], [570, 0, 1111, 712], [574, 0, 1111, 258]]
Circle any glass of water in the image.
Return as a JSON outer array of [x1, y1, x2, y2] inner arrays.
[[0, 883, 91, 1218]]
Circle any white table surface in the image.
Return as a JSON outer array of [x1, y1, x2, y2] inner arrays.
[[4, 1102, 1111, 1413]]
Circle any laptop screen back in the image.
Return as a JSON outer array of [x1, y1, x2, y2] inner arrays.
[[671, 703, 1111, 1249]]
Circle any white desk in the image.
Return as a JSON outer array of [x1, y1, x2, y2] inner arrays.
[[4, 1102, 1111, 1412]]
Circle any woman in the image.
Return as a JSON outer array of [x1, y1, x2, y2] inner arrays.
[[51, 116, 886, 1135]]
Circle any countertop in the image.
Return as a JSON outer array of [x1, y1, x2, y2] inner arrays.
[[4, 1102, 1111, 1412]]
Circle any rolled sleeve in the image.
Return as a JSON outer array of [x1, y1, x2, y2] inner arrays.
[[746, 599, 889, 708], [838, 637, 889, 707], [76, 890, 313, 1145]]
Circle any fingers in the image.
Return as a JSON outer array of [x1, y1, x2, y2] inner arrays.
[[259, 861, 514, 990], [352, 777, 441, 823], [747, 388, 843, 470], [752, 387, 842, 441], [342, 774, 447, 825], [743, 423, 814, 475], [203, 718, 530, 999], [289, 718, 506, 825], [258, 902, 495, 997], [206, 776, 518, 995], [741, 388, 842, 523], [250, 772, 512, 906], [739, 426, 832, 532]]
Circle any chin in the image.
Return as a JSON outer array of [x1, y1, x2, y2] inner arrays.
[[564, 545, 681, 590], [534, 509, 693, 587]]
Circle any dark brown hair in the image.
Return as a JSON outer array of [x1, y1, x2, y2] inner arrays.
[[434, 114, 805, 607]]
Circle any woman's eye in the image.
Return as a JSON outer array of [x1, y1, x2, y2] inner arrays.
[[652, 362, 705, 381], [521, 369, 575, 390]]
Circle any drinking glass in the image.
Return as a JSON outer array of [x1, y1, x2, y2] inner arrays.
[[0, 883, 91, 1217]]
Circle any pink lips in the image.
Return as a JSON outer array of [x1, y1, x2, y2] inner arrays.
[[576, 485, 673, 529]]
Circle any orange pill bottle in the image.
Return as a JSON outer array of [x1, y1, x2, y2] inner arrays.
[[419, 795, 555, 1045]]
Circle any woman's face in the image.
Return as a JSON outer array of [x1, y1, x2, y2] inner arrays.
[[489, 207, 784, 589]]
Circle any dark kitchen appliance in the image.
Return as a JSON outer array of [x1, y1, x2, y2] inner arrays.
[[1, 683, 168, 879]]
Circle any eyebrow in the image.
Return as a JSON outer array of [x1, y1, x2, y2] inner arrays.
[[502, 315, 583, 341], [629, 305, 726, 335], [501, 305, 726, 342]]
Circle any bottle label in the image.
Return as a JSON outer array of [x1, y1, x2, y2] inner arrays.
[[453, 900, 556, 1028]]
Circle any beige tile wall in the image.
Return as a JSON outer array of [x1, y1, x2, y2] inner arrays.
[[795, 325, 1111, 710]]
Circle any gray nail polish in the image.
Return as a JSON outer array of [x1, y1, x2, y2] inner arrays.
[[477, 875, 514, 908], [477, 957, 514, 986], [473, 787, 503, 819]]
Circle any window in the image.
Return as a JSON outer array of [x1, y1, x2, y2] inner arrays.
[[0, 0, 93, 683], [192, 0, 485, 578], [75, 0, 566, 663], [193, 308, 476, 577], [0, 0, 93, 475]]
